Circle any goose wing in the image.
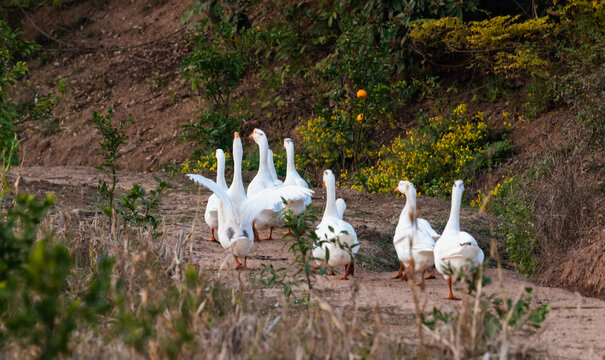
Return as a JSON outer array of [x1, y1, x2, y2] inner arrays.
[[417, 218, 440, 240], [188, 174, 236, 219], [438, 232, 483, 265], [335, 198, 346, 220], [242, 185, 314, 224]]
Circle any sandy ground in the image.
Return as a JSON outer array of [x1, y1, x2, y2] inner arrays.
[[9, 166, 605, 359]]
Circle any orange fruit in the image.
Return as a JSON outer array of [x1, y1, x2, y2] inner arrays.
[[356, 114, 364, 122], [357, 89, 367, 99]]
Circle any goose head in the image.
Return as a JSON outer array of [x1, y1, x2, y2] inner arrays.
[[395, 180, 413, 195], [284, 138, 293, 149], [322, 169, 335, 188], [249, 128, 267, 144], [452, 179, 464, 193]]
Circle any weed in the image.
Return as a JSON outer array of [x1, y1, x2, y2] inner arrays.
[[423, 257, 549, 358], [92, 108, 128, 221], [117, 177, 172, 234]]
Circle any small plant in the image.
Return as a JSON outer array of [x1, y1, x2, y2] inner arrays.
[[92, 108, 128, 221], [280, 205, 321, 300], [117, 177, 172, 234], [422, 265, 549, 358]]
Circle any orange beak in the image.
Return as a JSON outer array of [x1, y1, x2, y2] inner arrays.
[[322, 181, 325, 188], [234, 132, 240, 138], [248, 133, 254, 139], [394, 187, 399, 192]]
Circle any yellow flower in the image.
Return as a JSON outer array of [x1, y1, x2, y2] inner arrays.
[[357, 89, 367, 99], [356, 114, 364, 122]]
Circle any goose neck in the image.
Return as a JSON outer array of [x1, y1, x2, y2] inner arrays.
[[399, 193, 417, 227], [231, 140, 244, 190], [257, 137, 269, 175], [217, 154, 227, 189], [285, 143, 297, 177], [444, 187, 462, 234], [323, 178, 338, 218]]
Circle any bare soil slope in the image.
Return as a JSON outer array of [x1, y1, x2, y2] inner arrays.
[[10, 166, 605, 359], [19, 0, 198, 170]]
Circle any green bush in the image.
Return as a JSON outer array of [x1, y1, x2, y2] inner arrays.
[[491, 177, 540, 276], [181, 15, 249, 156]]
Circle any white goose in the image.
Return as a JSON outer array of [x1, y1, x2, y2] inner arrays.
[[282, 138, 312, 220], [267, 148, 283, 186], [283, 138, 308, 188], [392, 181, 436, 285], [188, 137, 313, 270], [313, 170, 359, 280], [247, 129, 288, 240], [434, 180, 484, 300], [204, 149, 228, 242]]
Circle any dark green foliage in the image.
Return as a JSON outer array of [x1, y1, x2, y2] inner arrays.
[[0, 193, 54, 283], [117, 177, 172, 233], [0, 20, 37, 164], [92, 108, 128, 220], [181, 15, 248, 155], [182, 110, 242, 159]]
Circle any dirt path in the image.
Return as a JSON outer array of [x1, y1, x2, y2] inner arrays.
[[10, 166, 605, 359]]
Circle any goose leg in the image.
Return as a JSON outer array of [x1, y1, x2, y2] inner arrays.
[[392, 262, 404, 279], [328, 266, 335, 276], [252, 222, 260, 241], [443, 278, 460, 300], [311, 265, 320, 274], [209, 228, 218, 242], [425, 266, 436, 279], [234, 255, 245, 270], [414, 270, 426, 286], [335, 261, 354, 280], [260, 226, 274, 241], [284, 228, 292, 236]]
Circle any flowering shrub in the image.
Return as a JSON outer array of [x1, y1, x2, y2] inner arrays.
[[471, 175, 514, 208], [350, 104, 493, 197], [296, 109, 355, 176], [409, 15, 552, 79]]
